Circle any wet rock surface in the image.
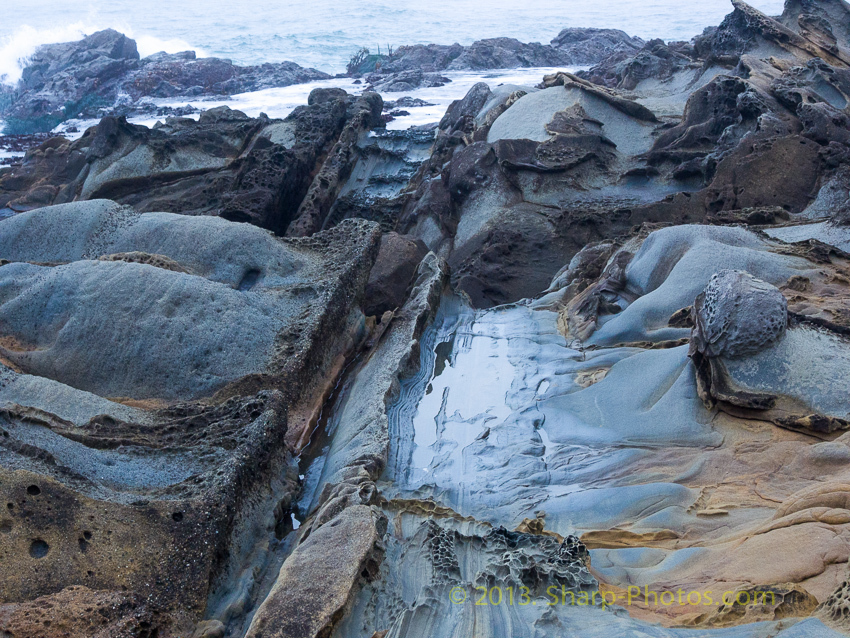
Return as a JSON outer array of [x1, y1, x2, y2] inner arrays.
[[3, 0, 850, 637]]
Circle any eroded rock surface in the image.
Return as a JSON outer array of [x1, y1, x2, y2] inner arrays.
[[0, 91, 383, 234], [0, 585, 176, 638], [0, 201, 380, 631], [692, 269, 789, 358], [352, 2, 850, 309], [3, 0, 850, 636]]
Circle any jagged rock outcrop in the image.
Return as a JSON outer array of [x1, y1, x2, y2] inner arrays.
[[0, 90, 383, 234], [350, 28, 643, 76], [646, 75, 778, 178], [578, 38, 698, 89], [284, 91, 383, 236], [351, 28, 644, 92], [4, 0, 850, 635], [388, 78, 662, 306], [550, 27, 646, 64], [1, 29, 330, 134], [573, 0, 850, 147], [694, 0, 850, 67], [370, 4, 850, 308]]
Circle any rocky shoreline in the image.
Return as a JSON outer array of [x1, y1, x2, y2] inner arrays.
[[348, 28, 644, 93], [3, 1, 850, 637], [0, 26, 644, 137], [0, 29, 332, 134]]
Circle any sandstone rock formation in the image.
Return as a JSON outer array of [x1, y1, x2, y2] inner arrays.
[[344, 0, 850, 308], [0, 585, 176, 638], [3, 0, 850, 636], [691, 270, 790, 359], [0, 201, 381, 632]]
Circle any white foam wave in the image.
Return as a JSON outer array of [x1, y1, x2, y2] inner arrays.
[[116, 66, 576, 135], [0, 22, 99, 85], [0, 24, 206, 86]]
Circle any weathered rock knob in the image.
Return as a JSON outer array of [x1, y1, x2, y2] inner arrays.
[[691, 269, 788, 359]]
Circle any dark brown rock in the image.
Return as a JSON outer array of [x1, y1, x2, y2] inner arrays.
[[0, 585, 178, 638], [285, 92, 383, 236], [364, 232, 429, 317], [578, 38, 696, 90]]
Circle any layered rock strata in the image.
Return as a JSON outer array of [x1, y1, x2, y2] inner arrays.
[[0, 201, 380, 635]]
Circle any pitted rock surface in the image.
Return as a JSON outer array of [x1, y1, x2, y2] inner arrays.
[[692, 269, 789, 359]]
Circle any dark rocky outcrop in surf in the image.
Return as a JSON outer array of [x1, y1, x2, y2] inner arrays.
[[0, 29, 330, 134], [349, 28, 644, 76], [349, 28, 644, 92], [334, 0, 850, 308]]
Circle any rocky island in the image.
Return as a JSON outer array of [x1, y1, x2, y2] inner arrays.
[[2, 1, 850, 637]]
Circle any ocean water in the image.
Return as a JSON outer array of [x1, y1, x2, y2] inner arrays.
[[1, 0, 787, 82], [0, 0, 789, 146]]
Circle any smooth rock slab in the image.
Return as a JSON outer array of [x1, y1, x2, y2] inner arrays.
[[487, 85, 656, 157], [0, 260, 290, 400], [584, 225, 816, 346], [245, 505, 385, 638], [0, 201, 380, 401], [721, 325, 850, 423]]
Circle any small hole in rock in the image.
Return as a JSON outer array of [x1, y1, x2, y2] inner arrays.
[[238, 268, 262, 291], [29, 539, 49, 559], [26, 485, 41, 496], [172, 512, 184, 522]]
